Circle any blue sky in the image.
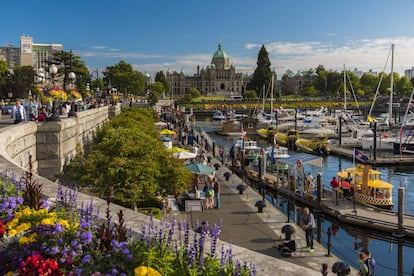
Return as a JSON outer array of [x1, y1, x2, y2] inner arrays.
[[2, 0, 414, 79]]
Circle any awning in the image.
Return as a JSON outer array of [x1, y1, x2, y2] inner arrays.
[[276, 153, 323, 168]]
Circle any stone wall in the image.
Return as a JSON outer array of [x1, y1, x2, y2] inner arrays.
[[0, 104, 121, 180]]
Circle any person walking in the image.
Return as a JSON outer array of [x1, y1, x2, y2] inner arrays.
[[341, 178, 351, 199], [358, 249, 376, 276], [330, 176, 340, 200], [213, 179, 220, 209], [300, 207, 316, 252], [12, 99, 26, 124]]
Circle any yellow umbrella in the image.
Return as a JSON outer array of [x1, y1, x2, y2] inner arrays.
[[159, 129, 176, 135], [168, 147, 189, 153]]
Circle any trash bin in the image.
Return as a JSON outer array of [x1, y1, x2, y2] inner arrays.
[[255, 200, 266, 213], [224, 172, 231, 181], [214, 163, 220, 170]]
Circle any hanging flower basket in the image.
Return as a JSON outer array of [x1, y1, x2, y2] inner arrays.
[[69, 89, 82, 99], [48, 87, 68, 101]]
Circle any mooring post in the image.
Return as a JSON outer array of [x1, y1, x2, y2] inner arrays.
[[325, 227, 332, 257]]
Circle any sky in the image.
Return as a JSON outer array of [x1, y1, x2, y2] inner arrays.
[[2, 0, 414, 80]]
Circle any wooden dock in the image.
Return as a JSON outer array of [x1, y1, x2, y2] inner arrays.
[[233, 167, 414, 241], [329, 145, 414, 166]]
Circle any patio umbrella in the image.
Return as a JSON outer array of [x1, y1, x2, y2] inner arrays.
[[168, 147, 189, 153], [185, 162, 215, 174], [173, 151, 197, 159], [159, 129, 176, 135]]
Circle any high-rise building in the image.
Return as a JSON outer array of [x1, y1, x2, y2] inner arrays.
[[0, 44, 20, 69], [166, 42, 249, 98]]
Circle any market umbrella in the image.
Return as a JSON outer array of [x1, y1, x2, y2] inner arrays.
[[173, 151, 197, 159], [168, 147, 189, 153], [154, 121, 168, 127], [185, 162, 215, 174], [159, 129, 176, 135]]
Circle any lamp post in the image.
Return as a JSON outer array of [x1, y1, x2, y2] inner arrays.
[[7, 69, 13, 100], [49, 64, 58, 87]]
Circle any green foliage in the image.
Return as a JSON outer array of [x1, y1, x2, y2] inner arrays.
[[103, 61, 145, 96], [154, 71, 169, 92], [247, 45, 272, 94], [244, 90, 257, 99], [65, 108, 192, 210]]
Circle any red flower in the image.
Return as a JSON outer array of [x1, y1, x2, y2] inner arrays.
[[19, 253, 62, 276]]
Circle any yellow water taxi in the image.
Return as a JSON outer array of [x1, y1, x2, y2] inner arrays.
[[337, 164, 394, 209], [295, 135, 331, 156]]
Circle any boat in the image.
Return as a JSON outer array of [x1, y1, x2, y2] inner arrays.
[[337, 163, 394, 209], [265, 145, 290, 160], [257, 124, 277, 139], [212, 110, 226, 121], [295, 135, 331, 156]]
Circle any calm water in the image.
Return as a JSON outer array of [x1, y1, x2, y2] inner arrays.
[[205, 130, 414, 275]]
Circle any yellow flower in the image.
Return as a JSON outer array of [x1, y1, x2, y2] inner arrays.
[[15, 222, 31, 234], [134, 266, 161, 276], [8, 229, 17, 237], [20, 207, 33, 217], [58, 219, 70, 229], [19, 233, 37, 245], [4, 272, 15, 276], [5, 217, 19, 230], [41, 218, 55, 225]]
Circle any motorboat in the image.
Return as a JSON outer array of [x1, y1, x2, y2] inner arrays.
[[212, 110, 226, 121], [337, 164, 394, 209], [295, 135, 331, 156]]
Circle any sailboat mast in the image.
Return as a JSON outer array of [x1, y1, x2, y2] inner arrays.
[[270, 72, 274, 116], [343, 64, 346, 110], [389, 44, 394, 124]]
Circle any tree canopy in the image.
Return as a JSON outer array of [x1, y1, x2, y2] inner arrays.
[[247, 45, 273, 95], [103, 61, 145, 97], [65, 108, 193, 210]]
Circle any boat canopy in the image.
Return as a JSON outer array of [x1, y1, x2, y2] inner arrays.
[[277, 152, 323, 168]]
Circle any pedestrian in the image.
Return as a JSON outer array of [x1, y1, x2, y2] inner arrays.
[[213, 179, 220, 209], [330, 176, 340, 199], [203, 181, 214, 209], [358, 249, 376, 276], [300, 207, 316, 252], [306, 172, 315, 193], [12, 99, 26, 124], [341, 178, 351, 199]]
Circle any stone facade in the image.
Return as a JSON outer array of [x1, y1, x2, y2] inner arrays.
[[166, 42, 250, 98]]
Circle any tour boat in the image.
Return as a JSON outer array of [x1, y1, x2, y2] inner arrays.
[[336, 164, 394, 209]]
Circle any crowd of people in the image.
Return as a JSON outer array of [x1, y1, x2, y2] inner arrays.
[[1, 98, 114, 124]]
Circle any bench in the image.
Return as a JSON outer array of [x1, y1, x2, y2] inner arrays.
[[249, 170, 259, 178]]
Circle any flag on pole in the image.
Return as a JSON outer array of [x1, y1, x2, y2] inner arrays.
[[354, 149, 369, 164]]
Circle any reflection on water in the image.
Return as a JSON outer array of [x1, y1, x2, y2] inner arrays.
[[206, 130, 414, 275]]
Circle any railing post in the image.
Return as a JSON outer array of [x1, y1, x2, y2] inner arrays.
[[325, 227, 332, 257]]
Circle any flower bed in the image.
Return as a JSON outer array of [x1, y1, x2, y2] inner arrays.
[[0, 165, 256, 275]]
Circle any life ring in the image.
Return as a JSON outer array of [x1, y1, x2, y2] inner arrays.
[[296, 159, 302, 168]]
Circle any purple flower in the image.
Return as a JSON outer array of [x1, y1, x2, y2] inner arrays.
[[80, 231, 93, 244], [81, 254, 91, 264]]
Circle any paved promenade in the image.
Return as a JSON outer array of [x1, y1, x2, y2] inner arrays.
[[164, 156, 358, 275]]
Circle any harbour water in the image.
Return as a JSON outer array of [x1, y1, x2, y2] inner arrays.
[[204, 130, 414, 275]]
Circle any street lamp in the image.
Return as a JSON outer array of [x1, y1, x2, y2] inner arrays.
[[49, 64, 58, 86], [7, 69, 13, 100], [68, 71, 76, 90]]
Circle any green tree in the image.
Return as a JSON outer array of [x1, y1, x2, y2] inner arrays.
[[244, 89, 257, 99], [247, 45, 272, 94], [360, 73, 378, 98], [182, 87, 201, 102], [9, 66, 36, 99], [66, 109, 192, 210], [154, 71, 168, 93], [103, 61, 145, 96]]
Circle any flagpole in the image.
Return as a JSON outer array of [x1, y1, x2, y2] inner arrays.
[[353, 148, 356, 167]]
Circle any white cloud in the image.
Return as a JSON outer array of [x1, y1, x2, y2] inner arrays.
[[80, 37, 414, 80], [91, 45, 106, 50]]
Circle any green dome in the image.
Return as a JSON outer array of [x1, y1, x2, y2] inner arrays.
[[213, 42, 228, 59]]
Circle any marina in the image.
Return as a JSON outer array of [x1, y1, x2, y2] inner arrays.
[[188, 119, 414, 275]]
